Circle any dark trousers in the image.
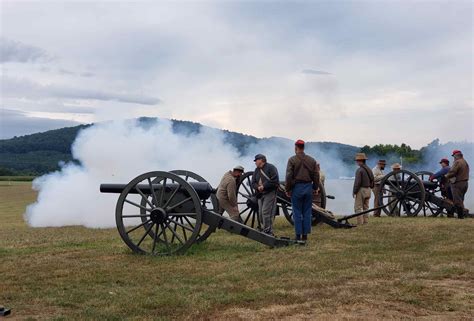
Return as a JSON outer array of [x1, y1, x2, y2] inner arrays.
[[291, 183, 313, 235], [451, 181, 468, 209]]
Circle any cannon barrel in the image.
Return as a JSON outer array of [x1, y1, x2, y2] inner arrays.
[[100, 182, 215, 200]]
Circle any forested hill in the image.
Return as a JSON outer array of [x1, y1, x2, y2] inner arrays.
[[0, 118, 360, 175], [1, 118, 472, 176]]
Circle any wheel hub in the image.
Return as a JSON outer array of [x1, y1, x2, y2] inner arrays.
[[150, 208, 167, 224]]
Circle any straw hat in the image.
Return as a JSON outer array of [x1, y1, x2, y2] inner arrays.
[[391, 163, 401, 170], [355, 153, 368, 161]]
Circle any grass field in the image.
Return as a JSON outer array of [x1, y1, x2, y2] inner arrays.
[[1, 182, 473, 320]]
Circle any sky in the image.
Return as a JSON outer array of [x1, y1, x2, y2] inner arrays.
[[0, 0, 472, 148]]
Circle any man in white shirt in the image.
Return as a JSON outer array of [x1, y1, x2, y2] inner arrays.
[[372, 160, 386, 217]]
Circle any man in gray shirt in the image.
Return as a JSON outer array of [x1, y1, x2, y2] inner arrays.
[[251, 154, 279, 235]]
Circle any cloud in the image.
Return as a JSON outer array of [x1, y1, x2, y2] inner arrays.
[[2, 76, 161, 106], [301, 69, 332, 75], [0, 38, 50, 63], [0, 109, 81, 139]]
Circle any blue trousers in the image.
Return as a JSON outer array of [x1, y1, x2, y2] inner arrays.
[[291, 182, 313, 235]]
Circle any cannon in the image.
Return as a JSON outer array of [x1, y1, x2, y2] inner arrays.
[[236, 171, 352, 229], [101, 170, 305, 255], [374, 169, 459, 217]]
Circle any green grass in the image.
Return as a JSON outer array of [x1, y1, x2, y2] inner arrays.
[[1, 182, 473, 320]]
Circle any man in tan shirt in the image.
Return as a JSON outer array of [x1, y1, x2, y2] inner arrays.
[[217, 166, 245, 222], [445, 150, 470, 219], [372, 159, 386, 217]]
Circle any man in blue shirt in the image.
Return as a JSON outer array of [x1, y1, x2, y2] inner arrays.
[[430, 158, 452, 200]]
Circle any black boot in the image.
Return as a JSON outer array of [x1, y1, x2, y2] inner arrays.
[[296, 234, 301, 240], [457, 207, 465, 219], [302, 235, 307, 241]]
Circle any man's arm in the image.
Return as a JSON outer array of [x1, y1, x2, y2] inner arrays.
[[373, 167, 384, 184], [353, 169, 362, 195], [285, 158, 294, 192], [227, 180, 237, 206], [312, 160, 320, 190], [263, 165, 279, 191], [445, 162, 458, 179], [251, 169, 258, 190]]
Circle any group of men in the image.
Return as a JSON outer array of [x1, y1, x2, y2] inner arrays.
[[216, 139, 320, 241], [216, 142, 470, 242], [355, 149, 470, 222]]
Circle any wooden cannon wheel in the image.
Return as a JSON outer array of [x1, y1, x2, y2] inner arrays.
[[169, 170, 219, 243], [415, 171, 445, 217], [236, 171, 327, 228], [378, 169, 425, 217], [116, 171, 203, 255]]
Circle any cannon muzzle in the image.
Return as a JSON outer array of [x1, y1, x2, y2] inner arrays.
[[100, 182, 214, 200]]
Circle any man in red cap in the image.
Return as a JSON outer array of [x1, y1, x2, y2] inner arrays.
[[285, 139, 320, 242], [445, 150, 470, 219]]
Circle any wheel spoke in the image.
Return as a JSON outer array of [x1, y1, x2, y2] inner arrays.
[[163, 184, 180, 208], [160, 223, 171, 254], [238, 192, 251, 199], [137, 222, 155, 247], [151, 223, 160, 254], [165, 222, 185, 245], [126, 219, 152, 234], [147, 178, 159, 207], [159, 178, 167, 206], [122, 214, 151, 218], [135, 185, 154, 208], [242, 182, 252, 196], [169, 217, 195, 233], [124, 199, 152, 212], [239, 207, 250, 215], [167, 197, 192, 211]]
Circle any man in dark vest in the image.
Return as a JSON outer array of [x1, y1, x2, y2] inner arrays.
[[353, 153, 374, 225], [285, 140, 320, 242], [251, 154, 279, 235]]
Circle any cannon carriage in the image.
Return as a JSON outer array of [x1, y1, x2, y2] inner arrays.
[[375, 169, 456, 217], [100, 170, 306, 256]]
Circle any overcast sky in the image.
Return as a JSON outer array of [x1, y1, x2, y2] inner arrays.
[[0, 0, 472, 147]]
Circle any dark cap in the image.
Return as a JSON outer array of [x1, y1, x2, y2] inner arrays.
[[254, 154, 266, 162], [378, 159, 387, 165], [439, 158, 449, 165], [452, 149, 462, 156]]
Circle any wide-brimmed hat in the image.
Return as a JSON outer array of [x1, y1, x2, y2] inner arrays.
[[233, 165, 245, 172], [391, 163, 401, 170], [355, 153, 368, 161]]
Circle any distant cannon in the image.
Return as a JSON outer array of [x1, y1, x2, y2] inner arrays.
[[101, 170, 305, 255], [374, 169, 458, 217]]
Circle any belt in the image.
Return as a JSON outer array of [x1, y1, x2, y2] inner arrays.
[[454, 179, 468, 183], [295, 180, 312, 184]]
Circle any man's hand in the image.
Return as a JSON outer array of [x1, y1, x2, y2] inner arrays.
[[353, 194, 356, 199], [286, 191, 291, 198]]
